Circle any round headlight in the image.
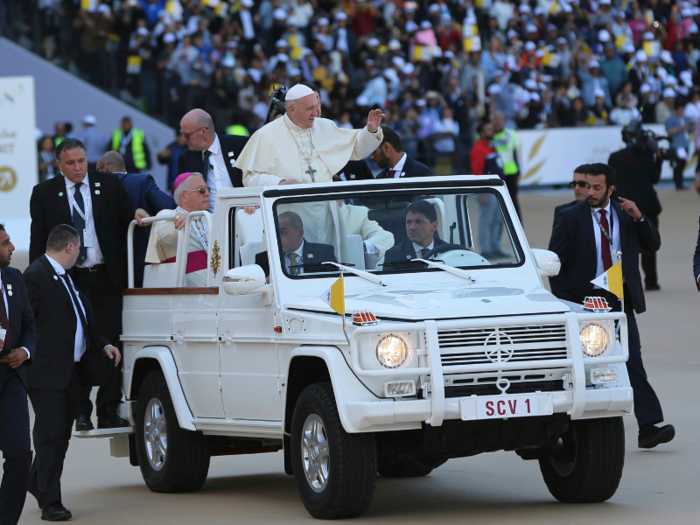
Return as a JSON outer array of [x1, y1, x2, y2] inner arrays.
[[580, 322, 611, 357], [376, 334, 408, 369]]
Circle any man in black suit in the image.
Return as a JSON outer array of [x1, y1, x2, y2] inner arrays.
[[549, 165, 590, 298], [0, 225, 37, 525], [370, 126, 433, 180], [383, 200, 447, 264], [608, 128, 665, 291], [178, 108, 249, 212], [29, 138, 148, 431], [553, 164, 590, 223], [24, 225, 121, 521], [97, 151, 175, 287], [255, 211, 336, 277], [548, 163, 674, 450]]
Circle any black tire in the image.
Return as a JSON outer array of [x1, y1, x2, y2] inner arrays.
[[538, 417, 625, 503], [291, 383, 377, 519], [134, 370, 211, 493]]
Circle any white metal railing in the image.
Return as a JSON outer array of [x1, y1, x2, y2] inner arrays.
[[127, 211, 213, 289]]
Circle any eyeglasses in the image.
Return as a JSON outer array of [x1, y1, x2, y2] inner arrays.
[[569, 180, 587, 188], [96, 162, 112, 172], [182, 186, 211, 195], [179, 127, 208, 140]]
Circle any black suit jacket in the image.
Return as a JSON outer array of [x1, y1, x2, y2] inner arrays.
[[376, 156, 433, 179], [29, 173, 136, 291], [553, 200, 578, 224], [23, 256, 110, 391], [255, 241, 337, 277], [117, 172, 176, 287], [548, 200, 660, 314], [0, 267, 37, 389], [384, 238, 447, 265], [608, 146, 662, 216], [177, 134, 249, 188]]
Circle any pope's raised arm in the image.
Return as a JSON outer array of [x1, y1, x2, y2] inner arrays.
[[236, 84, 383, 187]]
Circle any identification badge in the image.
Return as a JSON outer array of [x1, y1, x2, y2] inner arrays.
[[83, 229, 94, 248], [0, 328, 6, 343], [613, 250, 622, 265]]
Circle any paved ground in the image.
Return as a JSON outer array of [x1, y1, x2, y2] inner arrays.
[[18, 186, 700, 524]]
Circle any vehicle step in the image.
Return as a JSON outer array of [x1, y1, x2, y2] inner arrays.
[[72, 427, 134, 438]]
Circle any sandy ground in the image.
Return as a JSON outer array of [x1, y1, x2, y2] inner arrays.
[[17, 186, 700, 524]]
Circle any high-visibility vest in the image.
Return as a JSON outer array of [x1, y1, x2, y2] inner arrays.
[[225, 124, 250, 137], [493, 128, 519, 176], [54, 136, 64, 147], [111, 128, 147, 170]]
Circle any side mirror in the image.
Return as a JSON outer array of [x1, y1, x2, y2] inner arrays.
[[222, 265, 266, 295], [531, 249, 561, 277]]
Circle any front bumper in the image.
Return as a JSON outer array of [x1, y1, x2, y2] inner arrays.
[[345, 312, 633, 433]]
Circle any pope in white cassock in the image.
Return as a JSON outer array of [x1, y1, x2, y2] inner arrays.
[[237, 84, 394, 265]]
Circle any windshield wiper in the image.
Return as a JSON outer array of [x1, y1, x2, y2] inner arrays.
[[321, 261, 386, 287], [381, 259, 444, 270], [412, 258, 475, 283]]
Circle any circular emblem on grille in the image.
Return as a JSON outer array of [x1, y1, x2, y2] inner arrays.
[[483, 329, 515, 363]]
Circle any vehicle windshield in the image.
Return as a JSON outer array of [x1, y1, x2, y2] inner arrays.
[[272, 188, 523, 279]]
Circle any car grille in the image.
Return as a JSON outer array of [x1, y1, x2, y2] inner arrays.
[[438, 324, 568, 367]]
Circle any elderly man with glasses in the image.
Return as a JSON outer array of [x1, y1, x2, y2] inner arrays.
[[145, 172, 212, 287], [177, 108, 249, 212]]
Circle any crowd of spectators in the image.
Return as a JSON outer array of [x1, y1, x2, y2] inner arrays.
[[4, 0, 700, 172]]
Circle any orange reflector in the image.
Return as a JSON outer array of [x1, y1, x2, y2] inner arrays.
[[274, 326, 283, 333], [352, 311, 378, 326]]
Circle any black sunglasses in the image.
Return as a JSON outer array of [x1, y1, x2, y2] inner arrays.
[[182, 186, 211, 195], [569, 180, 587, 188]]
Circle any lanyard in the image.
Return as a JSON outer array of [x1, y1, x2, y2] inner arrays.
[[592, 206, 613, 246], [66, 183, 90, 223], [178, 208, 208, 252]]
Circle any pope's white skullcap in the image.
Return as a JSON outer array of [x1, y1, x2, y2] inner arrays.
[[286, 84, 315, 101]]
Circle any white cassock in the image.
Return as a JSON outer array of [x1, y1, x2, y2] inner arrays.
[[236, 114, 383, 186], [145, 209, 212, 287]]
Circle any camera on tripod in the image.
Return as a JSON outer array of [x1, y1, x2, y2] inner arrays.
[[622, 121, 670, 158]]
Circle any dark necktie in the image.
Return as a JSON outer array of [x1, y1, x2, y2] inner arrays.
[[72, 182, 88, 265], [389, 169, 397, 178], [0, 286, 12, 355], [599, 209, 613, 271], [60, 274, 89, 335], [288, 253, 301, 276], [202, 150, 212, 182]]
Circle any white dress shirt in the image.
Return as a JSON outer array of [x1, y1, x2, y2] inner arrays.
[[0, 272, 30, 360], [389, 153, 408, 177], [413, 241, 434, 258], [591, 200, 621, 287], [284, 241, 305, 275], [46, 255, 89, 362], [64, 174, 105, 267], [206, 134, 233, 212]]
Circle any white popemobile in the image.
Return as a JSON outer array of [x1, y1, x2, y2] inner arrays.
[[77, 175, 633, 519]]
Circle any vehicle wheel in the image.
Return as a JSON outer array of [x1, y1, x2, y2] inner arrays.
[[377, 447, 445, 478], [134, 370, 211, 493], [291, 383, 377, 519], [538, 417, 625, 503]]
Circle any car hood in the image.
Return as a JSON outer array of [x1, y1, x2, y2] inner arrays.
[[284, 284, 569, 321]]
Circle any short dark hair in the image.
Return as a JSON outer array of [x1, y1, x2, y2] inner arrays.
[[300, 81, 319, 94], [674, 99, 685, 110], [585, 162, 616, 189], [407, 200, 437, 223], [46, 224, 80, 252], [0, 223, 5, 232], [278, 211, 303, 230], [573, 164, 589, 175], [379, 125, 403, 153], [476, 120, 491, 135], [55, 137, 86, 161]]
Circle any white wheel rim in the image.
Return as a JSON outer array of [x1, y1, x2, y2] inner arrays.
[[301, 414, 330, 493], [144, 398, 168, 471]]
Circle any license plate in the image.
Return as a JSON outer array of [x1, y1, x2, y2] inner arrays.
[[460, 393, 553, 421]]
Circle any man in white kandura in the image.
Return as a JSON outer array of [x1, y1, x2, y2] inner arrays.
[[236, 83, 385, 186], [145, 172, 211, 287]]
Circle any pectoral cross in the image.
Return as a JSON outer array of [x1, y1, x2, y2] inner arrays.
[[305, 165, 317, 182]]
